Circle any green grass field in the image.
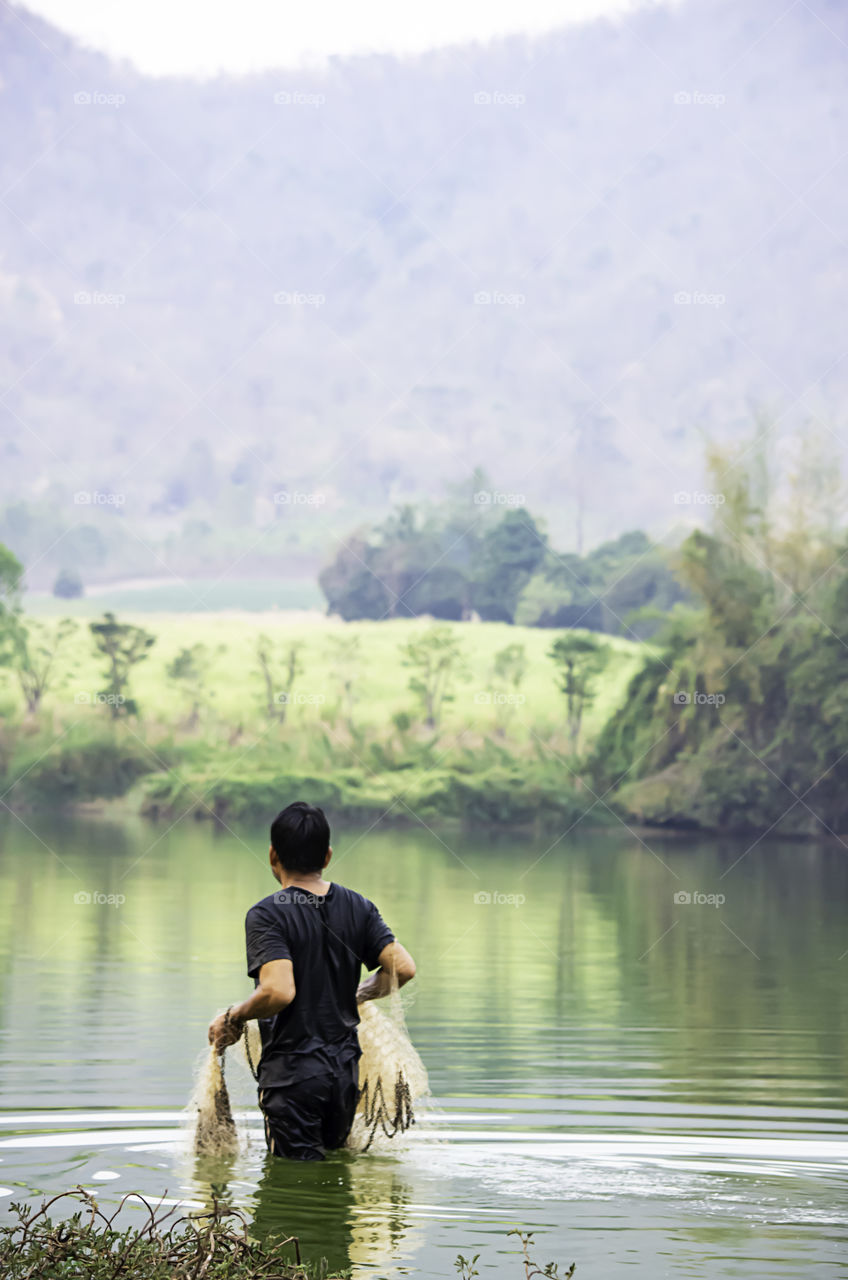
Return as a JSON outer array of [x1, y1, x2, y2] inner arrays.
[[6, 612, 648, 741]]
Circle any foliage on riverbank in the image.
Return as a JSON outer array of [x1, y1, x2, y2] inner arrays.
[[0, 615, 640, 828], [0, 1189, 346, 1279], [139, 758, 590, 828], [4, 431, 848, 838], [592, 436, 848, 837], [0, 1191, 576, 1280], [0, 717, 593, 829]]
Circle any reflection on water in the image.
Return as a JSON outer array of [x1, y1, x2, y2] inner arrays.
[[1, 814, 848, 1276], [251, 1149, 418, 1276], [164, 1124, 421, 1275], [0, 1109, 847, 1275]]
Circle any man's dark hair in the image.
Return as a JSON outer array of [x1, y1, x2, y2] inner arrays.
[[270, 801, 331, 874]]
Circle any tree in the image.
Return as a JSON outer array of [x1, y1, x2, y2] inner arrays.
[[326, 634, 361, 732], [53, 567, 84, 599], [404, 565, 468, 621], [255, 635, 304, 724], [589, 429, 848, 834], [677, 529, 770, 650], [319, 534, 393, 621], [321, 506, 471, 622], [549, 632, 609, 753], [165, 643, 217, 729], [0, 542, 24, 664], [89, 612, 156, 718], [603, 560, 687, 637], [0, 543, 22, 605], [493, 642, 527, 690], [399, 625, 465, 730], [772, 429, 845, 601], [9, 617, 77, 715], [472, 509, 547, 622], [491, 642, 527, 735]]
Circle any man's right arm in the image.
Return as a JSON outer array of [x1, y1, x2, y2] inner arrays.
[[208, 958, 294, 1050], [356, 940, 416, 1002]]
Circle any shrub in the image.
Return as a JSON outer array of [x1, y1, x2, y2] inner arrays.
[[0, 1188, 346, 1279]]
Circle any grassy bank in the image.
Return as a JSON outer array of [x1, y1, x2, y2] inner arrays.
[[0, 1190, 342, 1279], [0, 1191, 575, 1279]]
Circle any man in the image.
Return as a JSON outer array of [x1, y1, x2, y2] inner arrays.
[[208, 801, 416, 1161]]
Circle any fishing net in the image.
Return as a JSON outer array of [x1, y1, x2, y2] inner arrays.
[[188, 1045, 240, 1157], [193, 992, 428, 1156], [346, 994, 429, 1153]]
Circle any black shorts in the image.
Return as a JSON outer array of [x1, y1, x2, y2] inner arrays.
[[259, 1057, 360, 1161]]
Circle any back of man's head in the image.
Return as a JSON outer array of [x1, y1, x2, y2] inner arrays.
[[270, 801, 330, 874]]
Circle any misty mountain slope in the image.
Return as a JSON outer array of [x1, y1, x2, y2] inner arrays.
[[0, 0, 846, 561]]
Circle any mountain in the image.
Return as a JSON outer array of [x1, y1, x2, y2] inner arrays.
[[0, 0, 846, 584]]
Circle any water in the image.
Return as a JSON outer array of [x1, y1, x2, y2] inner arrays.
[[0, 812, 847, 1277]]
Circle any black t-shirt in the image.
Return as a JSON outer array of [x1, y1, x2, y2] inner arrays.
[[245, 882, 394, 1086]]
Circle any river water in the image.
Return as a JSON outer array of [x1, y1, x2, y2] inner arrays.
[[0, 812, 846, 1277]]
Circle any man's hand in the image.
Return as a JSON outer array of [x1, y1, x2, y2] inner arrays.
[[208, 1011, 243, 1052], [357, 940, 416, 1002]]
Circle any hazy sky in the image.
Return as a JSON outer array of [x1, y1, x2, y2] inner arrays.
[[18, 0, 671, 76]]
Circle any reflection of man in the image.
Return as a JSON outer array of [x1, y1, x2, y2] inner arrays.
[[250, 1149, 356, 1271], [208, 801, 416, 1161], [250, 1136, 415, 1277]]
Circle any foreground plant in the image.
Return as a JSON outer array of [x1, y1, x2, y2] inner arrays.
[[456, 1229, 576, 1278], [0, 1187, 348, 1279]]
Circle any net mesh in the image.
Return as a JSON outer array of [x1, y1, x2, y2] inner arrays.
[[188, 1045, 240, 1157], [346, 995, 429, 1153]]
